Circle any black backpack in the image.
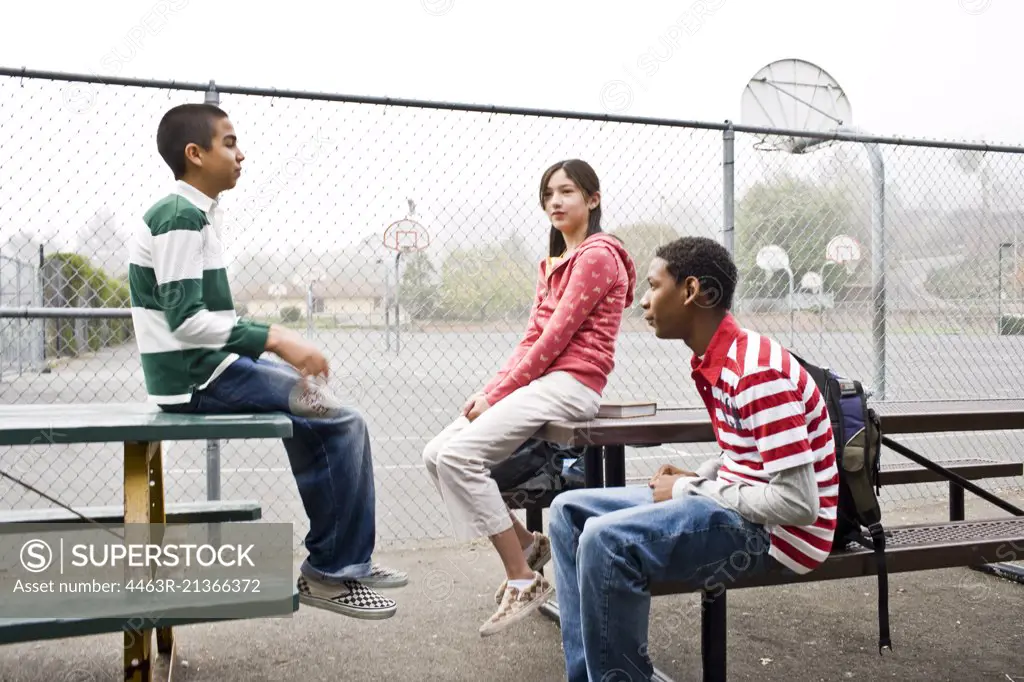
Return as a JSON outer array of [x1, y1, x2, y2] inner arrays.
[[488, 438, 587, 504], [791, 351, 892, 654]]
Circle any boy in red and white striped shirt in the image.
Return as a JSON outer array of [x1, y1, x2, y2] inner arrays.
[[549, 236, 838, 682]]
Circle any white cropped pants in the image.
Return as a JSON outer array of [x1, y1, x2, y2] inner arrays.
[[422, 371, 601, 541]]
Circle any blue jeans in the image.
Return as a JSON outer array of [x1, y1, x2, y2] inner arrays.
[[549, 485, 776, 682], [160, 356, 376, 582]]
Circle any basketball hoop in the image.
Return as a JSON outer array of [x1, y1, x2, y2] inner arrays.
[[826, 234, 862, 274], [383, 218, 430, 253], [382, 217, 430, 357], [740, 58, 852, 155]]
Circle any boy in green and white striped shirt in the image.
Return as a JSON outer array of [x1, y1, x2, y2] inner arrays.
[[128, 103, 406, 619]]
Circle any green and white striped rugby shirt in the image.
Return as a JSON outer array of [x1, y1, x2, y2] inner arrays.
[[128, 181, 269, 404]]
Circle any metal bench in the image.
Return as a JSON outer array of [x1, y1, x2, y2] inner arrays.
[[531, 516, 1024, 682], [525, 400, 1024, 682], [0, 500, 262, 527], [646, 516, 1024, 682]]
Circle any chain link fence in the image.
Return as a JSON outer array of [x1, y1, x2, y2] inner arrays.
[[1, 67, 1023, 550], [0, 252, 43, 379]]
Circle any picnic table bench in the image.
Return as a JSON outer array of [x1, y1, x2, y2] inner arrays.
[[524, 399, 1024, 682], [0, 402, 298, 681]]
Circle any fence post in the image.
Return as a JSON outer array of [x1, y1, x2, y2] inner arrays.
[[204, 80, 219, 106], [203, 78, 222, 509], [15, 259, 22, 375], [37, 244, 45, 369], [866, 141, 887, 400], [722, 122, 735, 255]]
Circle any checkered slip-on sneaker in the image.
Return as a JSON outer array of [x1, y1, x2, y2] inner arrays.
[[479, 571, 553, 637], [494, 532, 552, 604], [360, 563, 409, 589], [297, 576, 397, 620]]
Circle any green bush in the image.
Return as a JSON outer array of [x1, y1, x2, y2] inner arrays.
[[280, 306, 302, 323], [999, 314, 1024, 335], [44, 252, 134, 357]]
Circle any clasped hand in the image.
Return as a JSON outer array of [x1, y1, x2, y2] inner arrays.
[[648, 463, 698, 503], [461, 392, 491, 422]]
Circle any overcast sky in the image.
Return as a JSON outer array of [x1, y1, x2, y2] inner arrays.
[[2, 0, 1015, 140], [0, 0, 1018, 268]]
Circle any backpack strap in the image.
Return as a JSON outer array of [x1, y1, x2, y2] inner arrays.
[[867, 522, 892, 653], [843, 523, 892, 654]]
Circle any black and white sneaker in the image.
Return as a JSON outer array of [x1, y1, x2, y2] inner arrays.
[[360, 563, 409, 589], [297, 576, 397, 620]]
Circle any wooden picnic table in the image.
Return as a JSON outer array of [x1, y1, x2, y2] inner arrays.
[[535, 398, 1024, 488], [0, 402, 296, 682]]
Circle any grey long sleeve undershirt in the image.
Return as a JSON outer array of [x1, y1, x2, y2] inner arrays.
[[671, 455, 820, 527]]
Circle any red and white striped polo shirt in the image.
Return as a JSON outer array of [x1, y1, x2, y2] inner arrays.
[[690, 314, 839, 574]]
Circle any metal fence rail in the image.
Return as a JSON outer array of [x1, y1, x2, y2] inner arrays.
[[2, 67, 1024, 550]]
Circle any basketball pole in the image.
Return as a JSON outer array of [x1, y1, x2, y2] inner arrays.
[[395, 250, 402, 355], [382, 259, 390, 352], [723, 123, 735, 255], [838, 125, 887, 401]]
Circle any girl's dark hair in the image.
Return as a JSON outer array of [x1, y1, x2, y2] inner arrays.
[[539, 159, 604, 258]]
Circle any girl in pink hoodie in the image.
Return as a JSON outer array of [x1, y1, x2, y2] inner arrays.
[[422, 159, 637, 636]]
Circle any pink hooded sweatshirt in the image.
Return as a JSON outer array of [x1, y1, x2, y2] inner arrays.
[[482, 232, 637, 405]]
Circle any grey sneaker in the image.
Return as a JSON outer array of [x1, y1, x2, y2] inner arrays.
[[297, 575, 397, 620], [360, 563, 409, 589], [493, 532, 551, 604], [288, 376, 344, 419], [479, 571, 554, 637]]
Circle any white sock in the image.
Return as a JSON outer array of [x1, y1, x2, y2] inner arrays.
[[508, 578, 534, 590]]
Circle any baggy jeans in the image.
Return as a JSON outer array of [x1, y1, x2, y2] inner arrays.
[[161, 356, 376, 582], [549, 485, 778, 681]]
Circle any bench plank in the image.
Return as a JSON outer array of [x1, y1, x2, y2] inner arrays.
[[0, 500, 262, 526], [0, 585, 300, 645], [535, 399, 1024, 447], [0, 403, 292, 446], [879, 458, 1023, 485], [650, 516, 1024, 594], [502, 458, 1023, 511]]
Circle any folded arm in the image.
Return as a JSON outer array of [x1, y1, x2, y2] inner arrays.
[[672, 366, 821, 526], [672, 462, 819, 526], [484, 247, 620, 404]]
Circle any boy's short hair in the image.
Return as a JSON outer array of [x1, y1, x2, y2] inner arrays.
[[156, 103, 229, 179], [655, 236, 738, 310]]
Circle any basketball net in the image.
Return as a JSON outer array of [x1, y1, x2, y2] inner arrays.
[[826, 258, 857, 275]]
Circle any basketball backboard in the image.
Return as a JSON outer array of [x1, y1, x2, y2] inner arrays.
[[383, 218, 430, 253], [801, 271, 823, 293], [740, 58, 852, 154], [826, 234, 862, 264], [756, 244, 790, 273]]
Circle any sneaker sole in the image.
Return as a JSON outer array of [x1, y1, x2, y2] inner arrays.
[[360, 576, 409, 589], [299, 593, 398, 620], [479, 584, 554, 637], [493, 544, 552, 604]]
